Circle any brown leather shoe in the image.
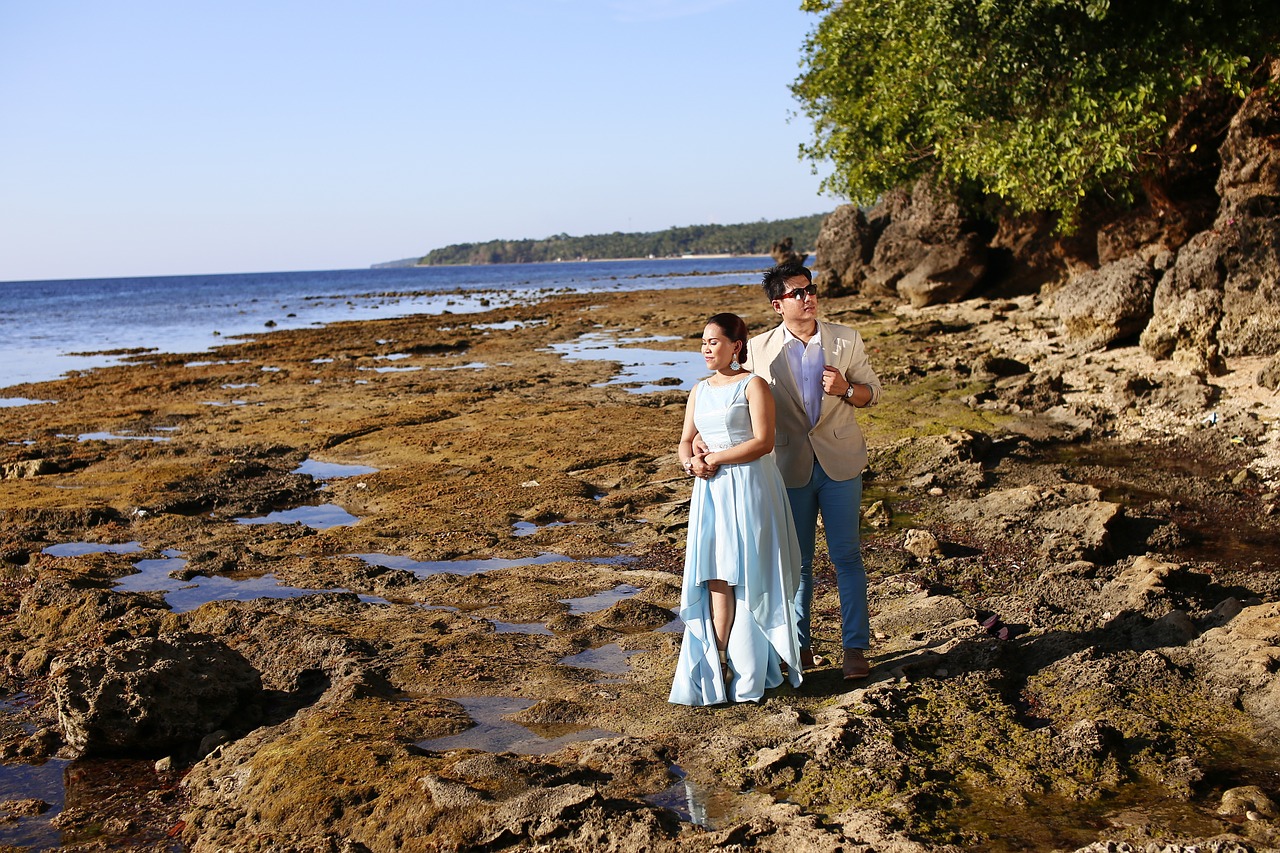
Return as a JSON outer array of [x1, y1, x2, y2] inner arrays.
[[842, 648, 870, 680]]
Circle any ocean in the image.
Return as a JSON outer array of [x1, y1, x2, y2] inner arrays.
[[0, 257, 771, 392]]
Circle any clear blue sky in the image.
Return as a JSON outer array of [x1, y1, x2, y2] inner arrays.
[[0, 0, 835, 282]]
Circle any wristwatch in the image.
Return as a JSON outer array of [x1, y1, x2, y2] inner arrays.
[[843, 384, 856, 401]]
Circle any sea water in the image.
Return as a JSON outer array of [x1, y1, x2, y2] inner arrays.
[[0, 258, 770, 390]]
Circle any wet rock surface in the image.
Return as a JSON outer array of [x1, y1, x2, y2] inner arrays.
[[0, 282, 1278, 851]]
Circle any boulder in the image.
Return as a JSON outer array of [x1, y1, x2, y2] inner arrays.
[[1, 459, 57, 480], [1218, 785, 1278, 819], [950, 483, 1122, 562], [1260, 352, 1280, 391], [1052, 256, 1160, 348], [813, 204, 882, 296], [896, 232, 989, 308], [902, 529, 945, 562], [864, 179, 989, 305], [1096, 556, 1183, 616], [50, 632, 263, 757], [1189, 600, 1280, 731], [1119, 373, 1219, 416], [870, 430, 991, 493], [769, 236, 808, 267], [1143, 60, 1280, 372], [1139, 230, 1229, 374], [985, 210, 1077, 296]]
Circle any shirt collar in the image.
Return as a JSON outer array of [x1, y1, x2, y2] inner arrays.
[[782, 322, 821, 348]]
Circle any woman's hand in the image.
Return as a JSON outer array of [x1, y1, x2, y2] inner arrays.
[[690, 451, 719, 478]]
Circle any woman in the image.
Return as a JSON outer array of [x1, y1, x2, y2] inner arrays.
[[669, 313, 803, 705]]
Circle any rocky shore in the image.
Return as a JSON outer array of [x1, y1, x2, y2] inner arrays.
[[0, 267, 1278, 850]]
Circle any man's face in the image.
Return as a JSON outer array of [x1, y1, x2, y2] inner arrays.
[[772, 275, 818, 323]]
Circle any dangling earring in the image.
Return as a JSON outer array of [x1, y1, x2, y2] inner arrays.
[[730, 347, 741, 371]]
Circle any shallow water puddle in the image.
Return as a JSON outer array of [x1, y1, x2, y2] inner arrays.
[[42, 541, 143, 557], [65, 431, 171, 442], [429, 361, 488, 371], [0, 758, 68, 849], [184, 358, 251, 368], [351, 552, 574, 577], [109, 551, 376, 612], [116, 567, 337, 613], [560, 583, 642, 614], [558, 643, 640, 676], [547, 331, 707, 393], [416, 696, 613, 756], [511, 520, 573, 537], [0, 397, 55, 407], [644, 766, 743, 830], [469, 319, 548, 331], [235, 503, 358, 528], [291, 458, 379, 479]]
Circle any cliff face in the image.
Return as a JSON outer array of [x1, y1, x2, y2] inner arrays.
[[814, 62, 1280, 387]]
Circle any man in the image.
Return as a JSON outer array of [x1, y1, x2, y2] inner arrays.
[[746, 260, 881, 680]]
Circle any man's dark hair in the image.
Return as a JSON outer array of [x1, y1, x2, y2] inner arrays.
[[761, 261, 813, 301]]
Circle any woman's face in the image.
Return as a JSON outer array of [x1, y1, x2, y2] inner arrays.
[[701, 323, 739, 370]]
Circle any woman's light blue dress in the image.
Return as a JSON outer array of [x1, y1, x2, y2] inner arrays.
[[669, 375, 803, 706]]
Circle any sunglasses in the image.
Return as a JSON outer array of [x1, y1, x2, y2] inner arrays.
[[778, 284, 817, 301]]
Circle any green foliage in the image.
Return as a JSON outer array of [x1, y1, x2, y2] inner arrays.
[[417, 214, 828, 265], [793, 0, 1278, 226]]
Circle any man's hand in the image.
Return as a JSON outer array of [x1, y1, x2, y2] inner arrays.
[[822, 365, 849, 397]]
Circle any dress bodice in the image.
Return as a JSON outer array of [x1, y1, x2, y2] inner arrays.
[[694, 376, 755, 452]]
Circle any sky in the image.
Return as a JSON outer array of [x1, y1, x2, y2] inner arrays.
[[0, 0, 836, 282]]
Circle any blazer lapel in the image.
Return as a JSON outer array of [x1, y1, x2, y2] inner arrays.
[[761, 327, 805, 412], [814, 321, 844, 428]]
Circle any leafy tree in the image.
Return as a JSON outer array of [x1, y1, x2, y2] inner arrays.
[[792, 0, 1278, 226]]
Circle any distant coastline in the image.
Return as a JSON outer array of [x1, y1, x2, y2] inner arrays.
[[386, 213, 828, 267]]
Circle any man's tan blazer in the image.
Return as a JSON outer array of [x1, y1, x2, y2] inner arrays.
[[746, 319, 881, 488]]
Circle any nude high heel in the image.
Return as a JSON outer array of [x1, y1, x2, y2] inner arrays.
[[719, 649, 733, 687]]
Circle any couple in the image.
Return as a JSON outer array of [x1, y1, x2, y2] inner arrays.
[[669, 261, 882, 706]]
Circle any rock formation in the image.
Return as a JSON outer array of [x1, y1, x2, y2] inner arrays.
[[49, 633, 263, 757], [813, 63, 1280, 381]]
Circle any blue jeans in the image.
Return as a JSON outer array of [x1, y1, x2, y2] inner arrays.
[[787, 460, 869, 651]]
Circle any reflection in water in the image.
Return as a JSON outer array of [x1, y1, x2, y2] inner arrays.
[[118, 569, 342, 614], [560, 583, 642, 614], [43, 541, 142, 557], [511, 520, 573, 537], [112, 553, 363, 613], [558, 643, 641, 676], [351, 552, 574, 578], [547, 332, 708, 394], [0, 397, 55, 407], [430, 362, 488, 371], [236, 504, 358, 529], [0, 758, 67, 849], [292, 458, 379, 479], [644, 767, 738, 829], [69, 431, 172, 442], [417, 697, 613, 756]]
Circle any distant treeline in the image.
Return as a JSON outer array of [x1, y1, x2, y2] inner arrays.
[[417, 213, 829, 265]]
